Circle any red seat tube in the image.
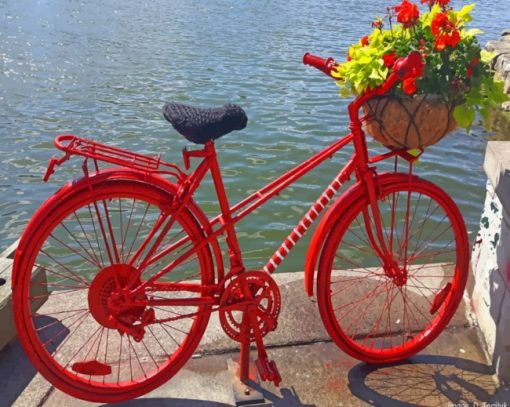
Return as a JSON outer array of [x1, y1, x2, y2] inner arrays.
[[205, 142, 245, 272]]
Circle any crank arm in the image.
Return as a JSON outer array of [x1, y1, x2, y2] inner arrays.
[[244, 304, 282, 387]]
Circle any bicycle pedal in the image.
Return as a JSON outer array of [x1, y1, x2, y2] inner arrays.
[[255, 356, 281, 387]]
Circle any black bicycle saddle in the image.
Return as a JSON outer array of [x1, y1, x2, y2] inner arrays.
[[163, 102, 248, 144]]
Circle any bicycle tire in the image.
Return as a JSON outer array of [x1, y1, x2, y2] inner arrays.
[[317, 173, 468, 363], [13, 178, 214, 402]]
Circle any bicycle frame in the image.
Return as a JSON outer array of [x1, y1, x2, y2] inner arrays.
[[121, 113, 415, 306], [14, 50, 468, 398], [44, 53, 425, 311], [47, 95, 419, 313]]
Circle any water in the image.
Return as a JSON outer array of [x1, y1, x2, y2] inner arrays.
[[0, 0, 508, 271]]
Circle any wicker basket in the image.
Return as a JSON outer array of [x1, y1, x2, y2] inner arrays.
[[363, 95, 457, 149]]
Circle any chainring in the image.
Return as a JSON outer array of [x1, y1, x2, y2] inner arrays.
[[219, 270, 281, 343]]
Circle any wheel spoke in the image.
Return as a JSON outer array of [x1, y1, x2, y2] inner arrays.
[[16, 181, 213, 400], [73, 211, 104, 268], [319, 175, 467, 363]]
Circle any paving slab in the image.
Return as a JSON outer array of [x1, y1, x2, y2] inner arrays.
[[41, 326, 508, 407]]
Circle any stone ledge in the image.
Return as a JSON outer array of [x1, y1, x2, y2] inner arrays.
[[486, 29, 510, 94], [483, 141, 510, 213], [0, 240, 48, 351]]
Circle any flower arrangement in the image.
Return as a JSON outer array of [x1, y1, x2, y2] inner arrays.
[[334, 0, 508, 138]]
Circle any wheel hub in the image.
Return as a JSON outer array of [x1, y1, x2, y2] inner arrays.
[[384, 260, 407, 287], [88, 264, 146, 329]]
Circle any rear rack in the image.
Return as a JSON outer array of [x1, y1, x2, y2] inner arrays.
[[44, 134, 185, 182]]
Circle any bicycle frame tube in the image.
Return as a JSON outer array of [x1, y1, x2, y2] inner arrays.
[[130, 133, 357, 296], [262, 156, 356, 273], [133, 89, 404, 296], [260, 89, 404, 274]]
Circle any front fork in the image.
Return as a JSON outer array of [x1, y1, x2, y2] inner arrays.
[[360, 157, 416, 284]]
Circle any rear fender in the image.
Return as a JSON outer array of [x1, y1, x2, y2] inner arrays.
[[13, 168, 223, 287]]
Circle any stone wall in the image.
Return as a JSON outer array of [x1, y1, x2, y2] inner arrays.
[[471, 142, 510, 382], [470, 31, 510, 382], [487, 29, 510, 100]]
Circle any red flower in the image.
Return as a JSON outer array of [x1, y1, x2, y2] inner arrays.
[[361, 35, 369, 46], [431, 12, 460, 50], [404, 51, 425, 79], [402, 77, 418, 95], [383, 52, 398, 67], [394, 0, 419, 28], [466, 57, 479, 78], [420, 0, 450, 7], [436, 0, 450, 7], [372, 18, 384, 30]]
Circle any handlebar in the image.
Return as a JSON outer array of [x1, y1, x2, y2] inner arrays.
[[303, 51, 423, 95], [303, 53, 337, 78]]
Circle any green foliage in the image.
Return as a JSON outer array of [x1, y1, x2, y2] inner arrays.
[[453, 104, 475, 131], [336, 1, 509, 131]]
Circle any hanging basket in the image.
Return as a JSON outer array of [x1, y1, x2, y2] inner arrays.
[[363, 95, 457, 149]]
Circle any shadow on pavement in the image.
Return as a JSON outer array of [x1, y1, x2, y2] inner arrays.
[[101, 386, 316, 407], [252, 384, 317, 407], [101, 399, 232, 407], [347, 354, 510, 406], [0, 338, 39, 407], [0, 315, 66, 407]]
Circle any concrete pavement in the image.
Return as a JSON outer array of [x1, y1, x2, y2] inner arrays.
[[1, 272, 508, 406]]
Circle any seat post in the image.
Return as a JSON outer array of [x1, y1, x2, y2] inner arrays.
[[205, 141, 245, 272]]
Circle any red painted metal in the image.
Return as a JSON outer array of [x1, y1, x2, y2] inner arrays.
[[303, 53, 337, 77], [49, 134, 185, 180], [264, 156, 357, 274], [72, 360, 112, 376], [14, 178, 215, 402], [316, 173, 468, 363], [11, 51, 468, 403], [12, 168, 224, 288]]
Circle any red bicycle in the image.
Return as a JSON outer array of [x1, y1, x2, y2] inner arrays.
[[12, 51, 468, 402]]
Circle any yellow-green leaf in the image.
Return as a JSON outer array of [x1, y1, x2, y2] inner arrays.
[[453, 104, 476, 130], [462, 28, 482, 38]]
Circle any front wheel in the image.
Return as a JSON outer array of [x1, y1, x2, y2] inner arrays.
[[13, 179, 214, 402], [317, 174, 468, 363]]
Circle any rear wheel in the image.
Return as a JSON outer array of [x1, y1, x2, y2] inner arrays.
[[317, 174, 468, 363], [14, 179, 214, 402]]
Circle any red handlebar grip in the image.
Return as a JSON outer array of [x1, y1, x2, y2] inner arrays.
[[303, 53, 336, 77]]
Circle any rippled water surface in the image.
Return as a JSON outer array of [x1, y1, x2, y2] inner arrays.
[[0, 0, 508, 270]]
